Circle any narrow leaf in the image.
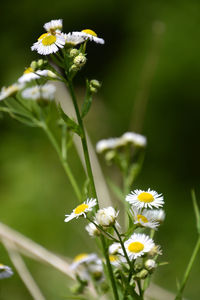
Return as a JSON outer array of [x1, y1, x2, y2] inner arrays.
[[191, 189, 200, 234], [81, 80, 93, 118], [58, 105, 81, 136]]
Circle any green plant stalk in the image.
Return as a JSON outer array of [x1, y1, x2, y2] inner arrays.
[[175, 236, 200, 300], [42, 123, 82, 202], [67, 80, 119, 300], [67, 80, 97, 201]]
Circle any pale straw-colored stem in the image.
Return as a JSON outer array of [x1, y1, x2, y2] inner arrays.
[[3, 239, 46, 300]]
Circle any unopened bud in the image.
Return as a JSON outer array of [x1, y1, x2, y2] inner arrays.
[[136, 269, 148, 279], [69, 48, 79, 58], [73, 54, 87, 67], [38, 59, 44, 67], [95, 207, 118, 227], [145, 259, 157, 271], [90, 79, 101, 89], [30, 61, 37, 70], [70, 64, 79, 72], [134, 257, 144, 272], [105, 150, 116, 161]]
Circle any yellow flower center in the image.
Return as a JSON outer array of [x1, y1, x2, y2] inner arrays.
[[38, 33, 57, 45], [24, 67, 33, 74], [128, 242, 144, 253], [74, 253, 88, 262], [137, 192, 154, 203], [38, 33, 49, 40], [137, 214, 148, 223], [109, 255, 118, 262], [82, 29, 97, 37], [74, 203, 89, 214]]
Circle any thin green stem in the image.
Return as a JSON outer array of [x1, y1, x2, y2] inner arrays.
[[101, 235, 119, 300], [41, 123, 82, 202], [67, 79, 119, 300], [113, 225, 132, 269], [87, 217, 118, 242], [67, 80, 98, 202], [175, 236, 200, 300]]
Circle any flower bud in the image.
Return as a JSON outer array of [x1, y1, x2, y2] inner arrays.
[[38, 59, 45, 67], [145, 259, 157, 271], [30, 61, 37, 70], [134, 257, 144, 272], [90, 86, 98, 93], [70, 64, 80, 72], [85, 222, 100, 237], [95, 207, 118, 227], [69, 48, 79, 58], [73, 54, 87, 67], [90, 79, 101, 89], [136, 269, 148, 279]]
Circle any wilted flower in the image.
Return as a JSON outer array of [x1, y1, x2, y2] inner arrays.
[[44, 19, 63, 32]]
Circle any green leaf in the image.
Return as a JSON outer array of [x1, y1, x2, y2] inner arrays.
[[58, 105, 82, 136], [81, 79, 93, 118], [191, 189, 200, 234], [107, 178, 124, 202]]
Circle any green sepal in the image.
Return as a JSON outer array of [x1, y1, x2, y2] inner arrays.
[[81, 79, 93, 118]]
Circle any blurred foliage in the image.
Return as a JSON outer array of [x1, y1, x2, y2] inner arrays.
[[1, 0, 200, 299]]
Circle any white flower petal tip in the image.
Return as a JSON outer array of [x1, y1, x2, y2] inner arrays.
[[70, 253, 98, 270], [31, 32, 65, 55], [18, 68, 57, 84], [122, 132, 147, 147], [44, 19, 63, 32], [72, 29, 105, 44], [131, 208, 160, 230], [64, 198, 97, 223], [0, 265, 13, 279], [120, 233, 155, 260], [61, 32, 85, 46], [21, 83, 56, 101], [0, 83, 23, 101], [126, 189, 164, 209], [85, 222, 100, 237]]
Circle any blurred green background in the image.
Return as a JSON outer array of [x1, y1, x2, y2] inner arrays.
[[1, 0, 200, 299]]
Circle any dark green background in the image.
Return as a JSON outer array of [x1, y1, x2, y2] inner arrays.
[[0, 0, 200, 299]]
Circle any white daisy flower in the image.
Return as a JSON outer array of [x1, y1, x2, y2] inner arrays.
[[44, 19, 63, 32], [131, 208, 159, 229], [85, 222, 100, 237], [31, 32, 65, 55], [64, 198, 97, 222], [72, 29, 105, 44], [95, 206, 118, 227], [109, 255, 122, 267], [109, 243, 121, 255], [96, 138, 124, 153], [70, 253, 98, 270], [0, 83, 23, 101], [121, 233, 155, 260], [122, 132, 147, 147], [126, 189, 164, 209], [21, 83, 56, 101], [61, 32, 85, 46], [18, 68, 57, 84], [149, 209, 166, 223], [0, 264, 13, 279]]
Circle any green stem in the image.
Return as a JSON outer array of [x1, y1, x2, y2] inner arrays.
[[101, 235, 119, 300], [67, 80, 97, 202], [87, 217, 118, 242], [113, 225, 132, 270], [175, 236, 200, 300], [42, 123, 82, 202], [67, 80, 119, 300]]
